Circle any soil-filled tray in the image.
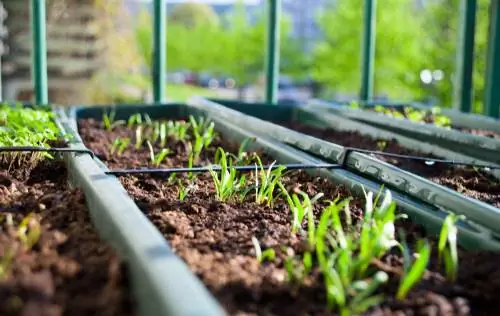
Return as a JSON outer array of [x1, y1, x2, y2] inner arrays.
[[76, 111, 500, 315], [307, 100, 500, 164], [366, 105, 500, 139], [0, 105, 133, 316], [284, 124, 500, 209]]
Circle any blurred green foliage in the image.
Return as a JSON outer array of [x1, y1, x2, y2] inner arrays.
[[132, 0, 491, 112]]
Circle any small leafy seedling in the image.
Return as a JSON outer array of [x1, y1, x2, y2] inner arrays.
[[438, 213, 464, 282], [251, 236, 276, 264], [146, 140, 171, 167], [102, 109, 125, 131]]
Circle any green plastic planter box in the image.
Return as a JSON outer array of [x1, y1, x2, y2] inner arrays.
[[55, 106, 225, 316], [187, 97, 500, 239], [306, 99, 500, 164]]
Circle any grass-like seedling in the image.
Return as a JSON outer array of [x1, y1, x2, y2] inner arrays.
[[102, 109, 125, 131], [396, 238, 431, 300], [208, 147, 247, 202], [17, 213, 41, 250], [253, 156, 288, 206], [127, 113, 142, 128], [110, 137, 131, 156], [166, 120, 190, 142], [251, 236, 276, 264], [135, 125, 144, 149], [146, 141, 171, 167], [437, 213, 464, 282], [178, 180, 190, 201], [190, 116, 216, 163], [282, 188, 324, 235]]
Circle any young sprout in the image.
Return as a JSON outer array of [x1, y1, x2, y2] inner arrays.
[[0, 248, 14, 280], [102, 110, 125, 131], [228, 137, 256, 165], [17, 213, 41, 250], [178, 180, 190, 201], [396, 239, 431, 300], [110, 137, 130, 156], [253, 156, 288, 206], [135, 125, 144, 149], [438, 213, 464, 282], [159, 122, 167, 147], [208, 147, 246, 202], [146, 141, 171, 167], [127, 113, 142, 128], [281, 188, 323, 235], [251, 236, 276, 264]]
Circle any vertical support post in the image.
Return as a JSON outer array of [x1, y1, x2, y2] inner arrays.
[[265, 0, 281, 104], [153, 0, 166, 103], [454, 0, 476, 113], [485, 0, 500, 118], [30, 0, 48, 104], [360, 0, 376, 102]]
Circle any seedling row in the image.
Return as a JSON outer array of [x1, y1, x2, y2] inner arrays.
[[75, 109, 500, 315], [0, 105, 133, 315]]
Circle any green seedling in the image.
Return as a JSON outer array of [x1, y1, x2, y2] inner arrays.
[[110, 137, 130, 156], [127, 113, 142, 127], [253, 156, 288, 206], [376, 140, 387, 151], [208, 147, 247, 202], [102, 110, 125, 131], [135, 125, 144, 149], [178, 180, 190, 201], [17, 213, 41, 250], [438, 213, 464, 282], [146, 140, 171, 167], [0, 248, 14, 280], [159, 122, 168, 147], [251, 236, 276, 264], [284, 251, 313, 286], [281, 188, 323, 235], [396, 239, 431, 300]]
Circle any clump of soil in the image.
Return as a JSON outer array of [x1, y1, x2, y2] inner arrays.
[[284, 124, 500, 208], [78, 118, 500, 316], [0, 159, 134, 316]]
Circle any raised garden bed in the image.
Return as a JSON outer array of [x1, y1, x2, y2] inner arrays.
[[367, 105, 500, 139], [284, 124, 500, 208], [307, 100, 500, 164], [188, 98, 500, 236], [0, 105, 133, 315], [71, 103, 500, 315]]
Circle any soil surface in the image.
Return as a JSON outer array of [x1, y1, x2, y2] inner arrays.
[[0, 157, 134, 316], [457, 128, 500, 139], [368, 107, 500, 139], [283, 124, 500, 208], [79, 118, 500, 316]]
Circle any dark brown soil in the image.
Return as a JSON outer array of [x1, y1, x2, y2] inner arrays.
[[369, 106, 500, 139], [458, 128, 500, 139], [78, 118, 500, 316], [283, 124, 500, 208], [0, 158, 134, 316]]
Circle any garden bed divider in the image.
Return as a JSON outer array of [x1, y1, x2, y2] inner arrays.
[[187, 97, 500, 244], [306, 99, 500, 164], [53, 106, 226, 316]]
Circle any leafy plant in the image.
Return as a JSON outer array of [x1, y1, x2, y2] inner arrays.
[[253, 156, 288, 206], [396, 239, 431, 300], [146, 140, 172, 167], [437, 213, 464, 282], [102, 109, 125, 131], [208, 147, 247, 202], [251, 236, 276, 264], [178, 180, 191, 200], [17, 213, 41, 250], [110, 137, 131, 156]]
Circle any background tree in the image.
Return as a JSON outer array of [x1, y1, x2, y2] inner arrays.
[[169, 2, 220, 28], [312, 0, 426, 100], [422, 0, 490, 112]]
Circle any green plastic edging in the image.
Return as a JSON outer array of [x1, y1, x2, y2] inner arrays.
[[54, 107, 225, 316], [187, 97, 500, 240], [72, 102, 500, 251], [307, 99, 500, 164]]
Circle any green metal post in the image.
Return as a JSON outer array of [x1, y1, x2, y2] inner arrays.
[[265, 0, 280, 104], [31, 0, 48, 104], [485, 0, 500, 118], [153, 0, 166, 103], [360, 0, 376, 102], [454, 0, 476, 113]]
